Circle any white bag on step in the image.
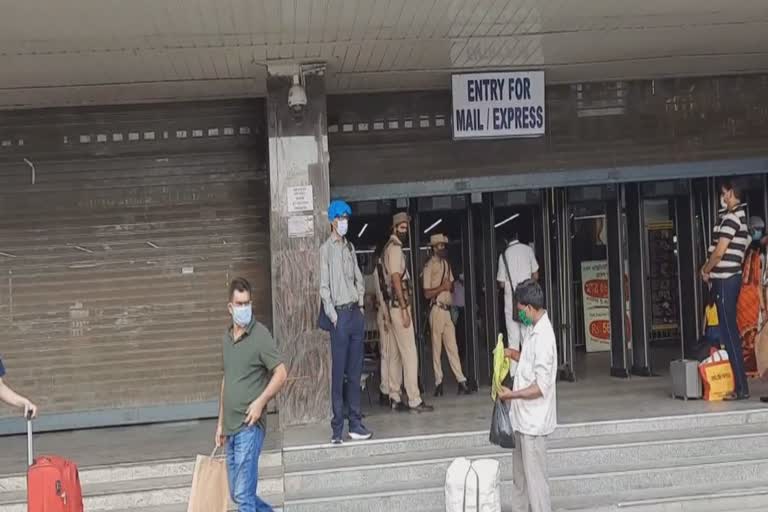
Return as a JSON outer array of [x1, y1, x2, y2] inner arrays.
[[445, 457, 501, 512]]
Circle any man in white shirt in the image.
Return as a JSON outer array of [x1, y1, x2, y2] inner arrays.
[[497, 233, 539, 375], [498, 279, 557, 512]]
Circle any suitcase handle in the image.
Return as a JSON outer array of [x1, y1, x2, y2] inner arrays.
[[26, 406, 34, 467]]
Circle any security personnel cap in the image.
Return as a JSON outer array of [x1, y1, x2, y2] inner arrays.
[[328, 200, 352, 222], [392, 212, 411, 227], [430, 234, 449, 246]]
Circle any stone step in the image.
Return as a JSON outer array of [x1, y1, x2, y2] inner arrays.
[[0, 450, 281, 492], [107, 499, 285, 512], [283, 476, 768, 512], [0, 465, 283, 512], [283, 408, 768, 466], [284, 424, 768, 495], [554, 480, 768, 511], [551, 449, 768, 497]]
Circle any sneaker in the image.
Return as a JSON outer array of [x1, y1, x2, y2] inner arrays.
[[390, 399, 408, 412], [410, 402, 434, 414], [349, 426, 373, 441], [331, 436, 344, 445]]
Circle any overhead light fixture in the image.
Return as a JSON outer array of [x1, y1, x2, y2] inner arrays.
[[424, 219, 443, 234], [494, 213, 519, 229], [357, 223, 368, 238]]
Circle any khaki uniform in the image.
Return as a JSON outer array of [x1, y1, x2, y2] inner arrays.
[[383, 235, 423, 408], [373, 266, 396, 395], [423, 256, 466, 386]]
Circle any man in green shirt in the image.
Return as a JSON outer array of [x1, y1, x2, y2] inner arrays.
[[215, 277, 287, 512]]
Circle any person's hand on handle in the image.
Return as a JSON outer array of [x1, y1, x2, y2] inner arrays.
[[497, 386, 514, 401], [23, 400, 38, 419], [214, 422, 225, 448]]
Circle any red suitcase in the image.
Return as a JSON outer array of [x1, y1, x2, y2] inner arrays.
[[26, 412, 84, 512]]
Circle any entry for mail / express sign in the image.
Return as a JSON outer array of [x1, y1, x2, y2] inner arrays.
[[451, 71, 545, 140]]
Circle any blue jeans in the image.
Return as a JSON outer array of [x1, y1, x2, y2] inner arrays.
[[331, 308, 364, 438], [712, 275, 750, 396], [703, 325, 721, 347], [226, 425, 272, 512]]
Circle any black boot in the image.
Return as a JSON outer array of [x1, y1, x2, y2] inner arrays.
[[379, 392, 390, 407], [434, 383, 444, 397], [390, 399, 409, 412], [458, 381, 471, 395]]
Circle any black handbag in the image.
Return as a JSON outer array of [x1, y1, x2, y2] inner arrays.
[[489, 398, 516, 449]]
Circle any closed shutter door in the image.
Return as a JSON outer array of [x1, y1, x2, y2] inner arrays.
[[0, 101, 270, 431]]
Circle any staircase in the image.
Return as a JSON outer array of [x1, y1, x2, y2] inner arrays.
[[4, 408, 767, 511], [281, 408, 768, 512], [0, 449, 284, 512]]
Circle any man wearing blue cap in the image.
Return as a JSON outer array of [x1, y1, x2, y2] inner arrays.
[[320, 199, 373, 444]]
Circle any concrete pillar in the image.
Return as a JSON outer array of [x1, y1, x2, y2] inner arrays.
[[267, 64, 331, 428]]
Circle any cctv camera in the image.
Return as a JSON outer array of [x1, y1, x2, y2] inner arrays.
[[288, 74, 307, 115]]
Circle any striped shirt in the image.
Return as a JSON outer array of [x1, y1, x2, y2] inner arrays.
[[708, 205, 748, 280]]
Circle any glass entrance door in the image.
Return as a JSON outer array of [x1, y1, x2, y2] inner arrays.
[[484, 190, 546, 387], [414, 195, 477, 393], [626, 180, 697, 376], [557, 184, 632, 381]]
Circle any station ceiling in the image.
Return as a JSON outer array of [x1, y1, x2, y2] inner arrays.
[[1, 0, 767, 109]]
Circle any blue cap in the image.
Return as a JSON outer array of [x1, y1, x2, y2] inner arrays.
[[328, 200, 352, 222]]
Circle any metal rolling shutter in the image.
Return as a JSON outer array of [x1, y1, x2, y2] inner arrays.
[[0, 101, 270, 432]]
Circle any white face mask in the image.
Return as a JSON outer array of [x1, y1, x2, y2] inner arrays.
[[720, 196, 727, 209], [336, 219, 349, 237]]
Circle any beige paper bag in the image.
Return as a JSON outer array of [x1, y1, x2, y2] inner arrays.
[[756, 324, 768, 380], [187, 448, 229, 512]]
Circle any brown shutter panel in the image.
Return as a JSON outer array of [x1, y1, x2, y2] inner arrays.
[[0, 101, 270, 428]]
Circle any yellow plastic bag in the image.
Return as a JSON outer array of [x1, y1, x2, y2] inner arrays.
[[491, 333, 510, 401], [698, 349, 735, 401]]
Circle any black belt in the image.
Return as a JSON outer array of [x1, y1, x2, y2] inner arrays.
[[432, 302, 451, 311], [335, 302, 358, 311]]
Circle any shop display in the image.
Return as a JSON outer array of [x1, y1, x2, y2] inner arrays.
[[647, 222, 680, 337]]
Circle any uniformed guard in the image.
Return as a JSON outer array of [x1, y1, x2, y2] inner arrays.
[[422, 234, 471, 396], [382, 212, 434, 413], [373, 240, 395, 407]]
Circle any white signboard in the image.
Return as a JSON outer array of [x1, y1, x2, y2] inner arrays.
[[581, 260, 611, 353], [288, 215, 314, 239], [451, 71, 545, 140], [581, 260, 632, 354], [287, 185, 314, 213]]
